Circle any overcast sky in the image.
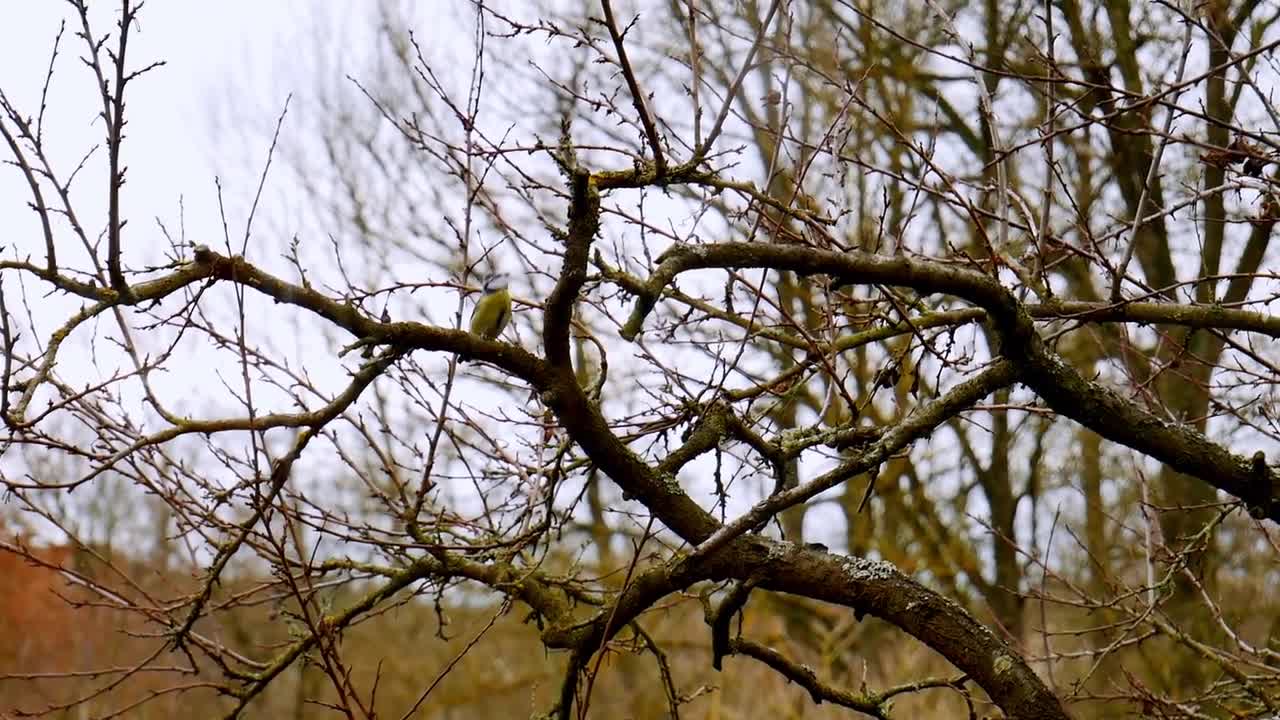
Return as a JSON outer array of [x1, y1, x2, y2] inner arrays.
[[0, 3, 385, 249], [0, 3, 436, 541]]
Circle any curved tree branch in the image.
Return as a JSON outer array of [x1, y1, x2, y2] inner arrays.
[[624, 241, 1279, 518]]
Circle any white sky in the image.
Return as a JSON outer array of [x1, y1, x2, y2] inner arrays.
[[0, 2, 377, 248], [0, 1, 410, 451], [0, 2, 448, 545]]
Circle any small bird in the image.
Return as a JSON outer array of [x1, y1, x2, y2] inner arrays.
[[468, 272, 511, 341]]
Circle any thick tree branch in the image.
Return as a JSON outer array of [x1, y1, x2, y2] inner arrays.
[[624, 241, 1280, 519], [543, 170, 599, 366]]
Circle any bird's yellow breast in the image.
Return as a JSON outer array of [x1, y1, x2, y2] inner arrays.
[[469, 288, 511, 340]]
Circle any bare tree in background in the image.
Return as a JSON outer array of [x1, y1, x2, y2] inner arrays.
[[2, 1, 1280, 718]]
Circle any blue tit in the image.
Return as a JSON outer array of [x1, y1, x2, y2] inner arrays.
[[468, 273, 511, 340]]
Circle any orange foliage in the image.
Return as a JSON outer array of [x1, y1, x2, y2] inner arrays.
[[0, 540, 83, 673]]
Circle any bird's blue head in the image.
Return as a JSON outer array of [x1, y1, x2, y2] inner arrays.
[[481, 273, 509, 294]]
